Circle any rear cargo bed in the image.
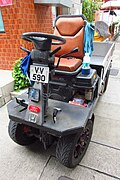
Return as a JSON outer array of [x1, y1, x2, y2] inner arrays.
[[91, 41, 115, 77]]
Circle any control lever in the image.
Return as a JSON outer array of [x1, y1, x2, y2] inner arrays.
[[61, 47, 79, 58], [15, 97, 28, 112], [49, 46, 61, 57], [16, 97, 28, 108], [53, 107, 62, 123], [56, 47, 79, 68], [20, 46, 31, 54]]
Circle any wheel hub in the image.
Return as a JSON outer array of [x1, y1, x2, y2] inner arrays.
[[74, 128, 90, 159]]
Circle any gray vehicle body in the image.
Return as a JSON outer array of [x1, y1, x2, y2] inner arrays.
[[7, 41, 115, 137]]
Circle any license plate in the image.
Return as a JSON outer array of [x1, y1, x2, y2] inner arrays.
[[30, 65, 49, 83]]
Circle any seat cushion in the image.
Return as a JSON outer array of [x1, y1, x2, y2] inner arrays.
[[54, 57, 82, 72]]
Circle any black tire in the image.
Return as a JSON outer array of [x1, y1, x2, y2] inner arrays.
[[8, 120, 37, 146], [56, 115, 94, 168], [102, 69, 110, 93]]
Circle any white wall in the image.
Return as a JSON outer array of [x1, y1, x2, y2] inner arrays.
[[70, 0, 82, 15]]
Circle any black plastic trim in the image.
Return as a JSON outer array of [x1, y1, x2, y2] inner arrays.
[[9, 114, 84, 137], [54, 14, 87, 27]]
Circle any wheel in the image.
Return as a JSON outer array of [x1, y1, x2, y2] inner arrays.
[[8, 120, 37, 146], [102, 69, 110, 94], [56, 115, 94, 168]]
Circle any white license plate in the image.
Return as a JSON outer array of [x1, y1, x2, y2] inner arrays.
[[30, 65, 49, 83]]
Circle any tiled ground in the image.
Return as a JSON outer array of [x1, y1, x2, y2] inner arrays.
[[0, 70, 14, 107]]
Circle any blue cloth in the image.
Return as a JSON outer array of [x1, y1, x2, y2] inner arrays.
[[84, 23, 95, 57], [20, 53, 31, 76]]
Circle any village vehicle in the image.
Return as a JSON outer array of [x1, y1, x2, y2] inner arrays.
[[7, 15, 115, 168]]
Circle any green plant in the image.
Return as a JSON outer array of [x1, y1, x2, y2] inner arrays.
[[82, 0, 101, 22], [12, 58, 30, 91]]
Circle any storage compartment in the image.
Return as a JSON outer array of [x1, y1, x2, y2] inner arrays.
[[73, 69, 97, 87], [69, 86, 95, 107]]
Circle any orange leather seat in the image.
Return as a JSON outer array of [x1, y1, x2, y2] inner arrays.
[[52, 15, 85, 72], [54, 57, 82, 72]]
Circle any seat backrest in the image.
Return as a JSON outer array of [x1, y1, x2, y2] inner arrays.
[[52, 15, 86, 59]]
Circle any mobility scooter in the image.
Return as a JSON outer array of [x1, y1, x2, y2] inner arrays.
[[7, 15, 114, 168]]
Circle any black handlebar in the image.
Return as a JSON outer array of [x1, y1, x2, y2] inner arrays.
[[21, 32, 66, 45]]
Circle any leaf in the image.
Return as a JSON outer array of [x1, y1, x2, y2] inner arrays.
[[12, 57, 30, 91], [82, 0, 101, 22]]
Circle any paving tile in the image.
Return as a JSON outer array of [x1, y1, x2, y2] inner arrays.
[[81, 142, 120, 178], [0, 96, 5, 108], [0, 87, 2, 95], [94, 101, 120, 121], [110, 68, 119, 76], [0, 142, 51, 180], [110, 73, 120, 81], [110, 41, 120, 72], [0, 104, 9, 125], [40, 157, 116, 180], [112, 52, 120, 69], [99, 77, 120, 105], [92, 115, 120, 149]]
